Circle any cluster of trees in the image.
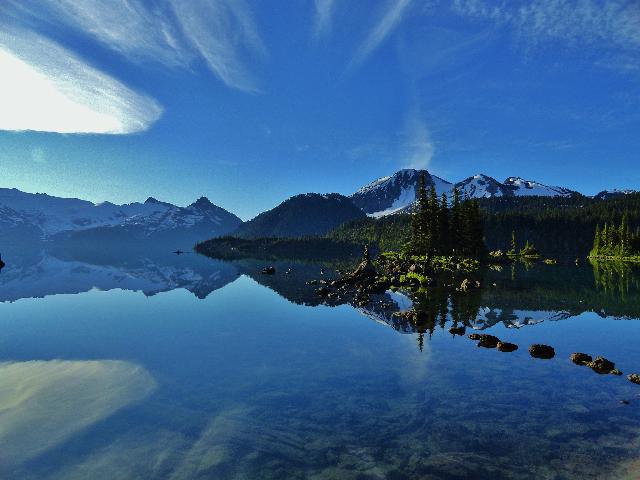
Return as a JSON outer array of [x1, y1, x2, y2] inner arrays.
[[590, 213, 640, 259], [481, 193, 640, 256], [408, 174, 485, 257]]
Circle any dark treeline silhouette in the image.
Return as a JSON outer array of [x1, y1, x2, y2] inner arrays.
[[330, 192, 640, 257], [407, 174, 485, 257]]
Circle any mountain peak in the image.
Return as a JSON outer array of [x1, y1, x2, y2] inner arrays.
[[191, 196, 215, 209]]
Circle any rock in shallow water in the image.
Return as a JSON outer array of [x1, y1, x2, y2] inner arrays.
[[497, 342, 518, 352], [628, 373, 640, 385], [570, 353, 593, 365], [586, 356, 618, 375], [529, 344, 555, 359]]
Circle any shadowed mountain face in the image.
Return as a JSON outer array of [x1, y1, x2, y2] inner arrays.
[[233, 193, 366, 239]]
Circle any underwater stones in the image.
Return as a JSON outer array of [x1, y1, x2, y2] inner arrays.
[[468, 333, 481, 341], [570, 353, 593, 366], [628, 374, 640, 385], [497, 342, 518, 352], [586, 356, 618, 375], [261, 266, 276, 275], [449, 326, 466, 336], [529, 344, 555, 359]]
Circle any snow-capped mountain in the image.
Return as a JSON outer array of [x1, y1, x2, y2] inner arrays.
[[594, 189, 637, 200], [502, 177, 575, 197], [352, 170, 577, 217], [350, 169, 453, 217], [0, 188, 241, 245], [454, 174, 513, 198]]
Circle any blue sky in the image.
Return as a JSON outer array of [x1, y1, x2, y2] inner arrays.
[[0, 0, 639, 219]]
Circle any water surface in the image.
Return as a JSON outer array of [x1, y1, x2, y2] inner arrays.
[[1, 250, 639, 479]]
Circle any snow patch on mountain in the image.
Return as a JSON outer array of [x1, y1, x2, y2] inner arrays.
[[503, 177, 573, 197]]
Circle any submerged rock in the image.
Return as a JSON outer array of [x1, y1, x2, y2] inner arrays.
[[449, 326, 466, 336], [261, 266, 276, 275], [628, 373, 640, 385], [570, 353, 593, 365], [478, 334, 501, 348], [468, 333, 482, 341], [586, 356, 618, 375], [529, 344, 555, 359], [497, 341, 518, 352]]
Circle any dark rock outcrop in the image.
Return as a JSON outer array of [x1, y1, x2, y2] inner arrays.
[[497, 341, 518, 352], [586, 356, 620, 375], [261, 266, 276, 275], [628, 374, 640, 385], [570, 353, 592, 365], [529, 344, 555, 359]]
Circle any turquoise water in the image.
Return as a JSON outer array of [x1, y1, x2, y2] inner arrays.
[[1, 250, 640, 479]]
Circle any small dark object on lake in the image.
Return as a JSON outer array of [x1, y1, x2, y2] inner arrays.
[[261, 266, 276, 275], [529, 344, 555, 359], [570, 353, 592, 365], [586, 356, 618, 375], [468, 333, 481, 341], [497, 342, 518, 352], [477, 334, 501, 348], [620, 400, 630, 405], [628, 374, 640, 385], [173, 250, 184, 255], [0, 254, 4, 270], [449, 326, 466, 336]]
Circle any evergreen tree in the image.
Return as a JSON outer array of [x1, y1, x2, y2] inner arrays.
[[439, 192, 450, 253], [591, 224, 601, 256], [450, 188, 462, 254], [410, 174, 429, 254], [509, 230, 517, 255]]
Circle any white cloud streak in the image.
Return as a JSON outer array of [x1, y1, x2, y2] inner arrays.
[[313, 0, 336, 39], [169, 0, 267, 93], [452, 0, 640, 53], [0, 29, 163, 134], [351, 0, 413, 68], [403, 112, 435, 169], [3, 0, 267, 93]]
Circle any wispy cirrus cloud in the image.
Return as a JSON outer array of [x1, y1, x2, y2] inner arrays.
[[350, 0, 413, 69], [169, 0, 267, 93], [4, 0, 189, 67], [402, 109, 435, 169], [451, 0, 640, 56], [313, 0, 336, 39], [0, 28, 163, 134], [3, 0, 267, 93]]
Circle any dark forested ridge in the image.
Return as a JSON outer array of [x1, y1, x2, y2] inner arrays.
[[329, 193, 640, 257]]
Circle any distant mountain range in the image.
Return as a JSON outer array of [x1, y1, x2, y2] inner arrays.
[[0, 188, 241, 246], [0, 170, 636, 245]]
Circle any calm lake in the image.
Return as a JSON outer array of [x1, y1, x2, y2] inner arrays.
[[1, 248, 640, 479]]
